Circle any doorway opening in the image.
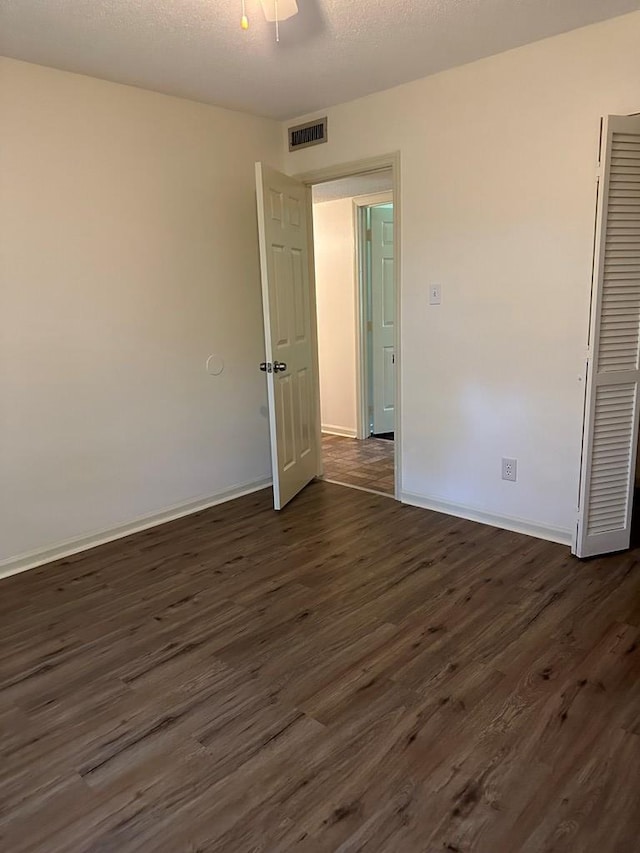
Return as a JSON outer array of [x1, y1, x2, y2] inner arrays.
[[310, 170, 396, 497], [254, 154, 401, 511]]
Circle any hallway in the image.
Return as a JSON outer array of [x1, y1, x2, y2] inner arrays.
[[321, 433, 394, 495]]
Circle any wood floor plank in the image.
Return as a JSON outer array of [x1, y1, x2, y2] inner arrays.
[[1, 479, 640, 851]]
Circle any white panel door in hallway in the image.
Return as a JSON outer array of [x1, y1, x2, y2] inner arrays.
[[255, 163, 319, 509], [371, 204, 395, 435]]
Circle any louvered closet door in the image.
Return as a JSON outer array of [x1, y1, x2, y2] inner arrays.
[[575, 115, 640, 558]]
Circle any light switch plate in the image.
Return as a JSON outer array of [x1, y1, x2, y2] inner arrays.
[[429, 284, 442, 305]]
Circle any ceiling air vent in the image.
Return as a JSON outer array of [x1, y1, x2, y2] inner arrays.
[[288, 117, 328, 152]]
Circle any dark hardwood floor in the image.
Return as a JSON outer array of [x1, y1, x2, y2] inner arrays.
[[1, 480, 640, 852]]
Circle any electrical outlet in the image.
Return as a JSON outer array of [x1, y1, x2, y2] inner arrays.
[[502, 458, 517, 482]]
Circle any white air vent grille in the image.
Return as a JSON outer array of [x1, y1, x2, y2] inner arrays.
[[288, 117, 328, 152], [586, 383, 636, 535], [597, 132, 640, 373]]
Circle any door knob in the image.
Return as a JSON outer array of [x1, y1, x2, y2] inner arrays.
[[273, 361, 287, 373]]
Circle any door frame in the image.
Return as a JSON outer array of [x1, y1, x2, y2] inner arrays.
[[353, 191, 394, 440], [294, 152, 402, 499]]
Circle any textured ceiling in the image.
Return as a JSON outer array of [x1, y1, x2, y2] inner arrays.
[[312, 171, 393, 203], [0, 1, 638, 120]]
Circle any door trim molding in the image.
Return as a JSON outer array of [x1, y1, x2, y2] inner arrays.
[[295, 152, 402, 499]]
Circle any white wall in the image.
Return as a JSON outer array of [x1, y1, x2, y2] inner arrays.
[[313, 198, 358, 437], [0, 58, 282, 573], [283, 12, 640, 542]]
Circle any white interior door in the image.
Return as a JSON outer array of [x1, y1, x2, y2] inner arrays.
[[255, 163, 319, 510], [575, 115, 640, 557], [371, 204, 395, 435]]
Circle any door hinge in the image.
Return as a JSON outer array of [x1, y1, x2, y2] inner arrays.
[[366, 228, 372, 242]]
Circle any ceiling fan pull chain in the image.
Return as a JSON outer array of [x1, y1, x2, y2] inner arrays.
[[275, 0, 280, 42], [240, 0, 248, 30]]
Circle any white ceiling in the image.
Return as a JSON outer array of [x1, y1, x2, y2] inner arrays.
[[312, 171, 393, 203], [1, 1, 638, 120]]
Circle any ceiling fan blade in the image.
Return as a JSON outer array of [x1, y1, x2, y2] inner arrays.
[[258, 0, 299, 22]]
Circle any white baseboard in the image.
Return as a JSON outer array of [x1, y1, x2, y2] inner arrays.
[[400, 490, 572, 546], [0, 476, 273, 581], [321, 425, 358, 439]]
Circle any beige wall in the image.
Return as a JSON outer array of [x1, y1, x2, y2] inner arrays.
[[3, 11, 639, 570], [0, 58, 282, 573], [283, 12, 640, 542], [313, 198, 358, 437]]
